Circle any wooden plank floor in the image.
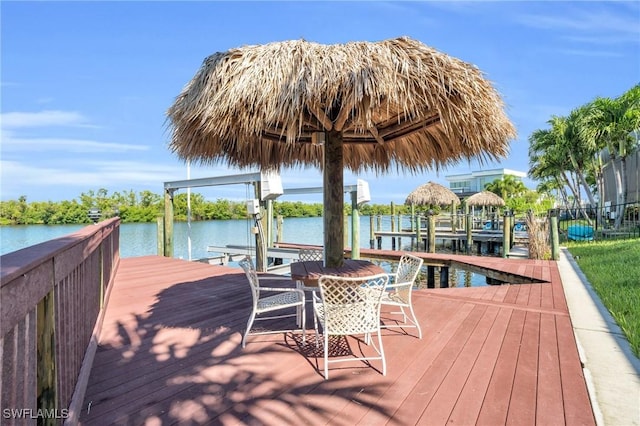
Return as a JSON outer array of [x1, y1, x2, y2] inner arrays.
[[79, 254, 595, 425]]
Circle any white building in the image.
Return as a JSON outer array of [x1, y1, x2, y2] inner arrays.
[[445, 168, 527, 195]]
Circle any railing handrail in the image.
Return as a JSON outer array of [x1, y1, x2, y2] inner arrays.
[[1, 218, 118, 287], [1, 217, 120, 424]]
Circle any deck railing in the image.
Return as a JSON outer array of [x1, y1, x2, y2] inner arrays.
[[0, 218, 120, 425]]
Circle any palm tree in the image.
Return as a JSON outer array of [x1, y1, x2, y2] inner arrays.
[[528, 127, 584, 216], [580, 85, 640, 227], [553, 109, 599, 209], [484, 174, 527, 199]]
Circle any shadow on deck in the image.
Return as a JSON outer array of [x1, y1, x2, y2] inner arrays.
[[79, 255, 595, 425]]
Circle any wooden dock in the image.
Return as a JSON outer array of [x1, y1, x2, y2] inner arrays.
[[373, 228, 529, 254], [78, 253, 594, 425]]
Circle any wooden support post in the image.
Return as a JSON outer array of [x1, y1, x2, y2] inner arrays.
[[163, 189, 174, 258], [451, 201, 457, 232], [410, 203, 416, 231], [502, 211, 511, 258], [259, 202, 269, 269], [252, 184, 267, 272], [276, 215, 284, 243], [550, 213, 560, 260], [440, 266, 449, 288], [390, 202, 396, 232], [428, 212, 436, 253], [324, 129, 344, 268], [415, 215, 422, 251], [351, 192, 360, 259], [157, 216, 164, 256], [427, 266, 435, 288], [466, 214, 473, 254], [369, 215, 375, 249], [266, 199, 273, 248], [344, 213, 349, 249]]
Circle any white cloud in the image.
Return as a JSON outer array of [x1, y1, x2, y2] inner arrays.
[[0, 159, 186, 190], [553, 48, 625, 58], [515, 5, 640, 42], [1, 133, 149, 153], [1, 110, 93, 129]]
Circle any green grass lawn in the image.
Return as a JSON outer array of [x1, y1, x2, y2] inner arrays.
[[566, 239, 640, 357]]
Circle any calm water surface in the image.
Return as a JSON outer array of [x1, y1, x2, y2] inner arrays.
[[1, 216, 491, 286]]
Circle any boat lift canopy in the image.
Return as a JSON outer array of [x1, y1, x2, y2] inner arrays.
[[162, 171, 370, 270]]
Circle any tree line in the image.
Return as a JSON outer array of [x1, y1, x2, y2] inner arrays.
[[1, 178, 553, 226], [529, 84, 639, 228], [0, 189, 414, 226]]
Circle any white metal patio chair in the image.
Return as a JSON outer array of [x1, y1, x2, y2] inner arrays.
[[238, 257, 306, 348], [312, 273, 389, 379], [294, 248, 324, 324], [380, 253, 424, 339]]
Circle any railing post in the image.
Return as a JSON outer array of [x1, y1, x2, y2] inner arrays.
[[37, 291, 57, 424]]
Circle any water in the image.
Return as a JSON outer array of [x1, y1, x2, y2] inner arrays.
[[0, 216, 493, 286], [1, 216, 387, 259]]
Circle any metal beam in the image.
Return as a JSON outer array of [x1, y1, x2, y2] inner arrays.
[[164, 172, 262, 190], [281, 185, 358, 196]]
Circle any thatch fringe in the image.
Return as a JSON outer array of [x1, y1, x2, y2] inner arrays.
[[167, 37, 515, 173], [405, 181, 460, 206], [464, 190, 506, 207]]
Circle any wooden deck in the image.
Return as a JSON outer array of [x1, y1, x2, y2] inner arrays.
[[79, 253, 595, 425]]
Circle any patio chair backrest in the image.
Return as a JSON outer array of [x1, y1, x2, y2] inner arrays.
[[238, 257, 260, 302], [393, 254, 424, 303], [317, 273, 388, 335], [298, 248, 323, 262]]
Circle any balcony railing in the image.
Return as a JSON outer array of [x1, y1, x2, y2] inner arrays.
[[0, 218, 120, 425]]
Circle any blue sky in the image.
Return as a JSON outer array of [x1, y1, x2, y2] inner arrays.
[[2, 1, 639, 205]]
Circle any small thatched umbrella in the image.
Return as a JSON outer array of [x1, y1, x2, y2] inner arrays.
[[167, 37, 516, 267], [465, 190, 506, 207], [405, 181, 460, 207]]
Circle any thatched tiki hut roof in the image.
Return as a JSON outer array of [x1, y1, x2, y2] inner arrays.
[[167, 37, 516, 267], [465, 190, 506, 207], [405, 181, 460, 207]]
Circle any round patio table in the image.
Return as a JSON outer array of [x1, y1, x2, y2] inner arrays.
[[290, 259, 385, 287]]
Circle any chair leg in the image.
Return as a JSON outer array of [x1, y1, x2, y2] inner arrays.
[[242, 311, 257, 348], [301, 303, 306, 344], [377, 329, 386, 376], [407, 304, 422, 339], [324, 332, 329, 379], [295, 281, 303, 327]]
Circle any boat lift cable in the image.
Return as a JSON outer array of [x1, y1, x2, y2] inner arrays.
[[187, 161, 192, 261]]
